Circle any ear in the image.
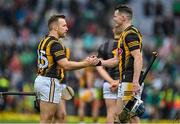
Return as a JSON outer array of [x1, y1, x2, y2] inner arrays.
[[55, 26, 58, 31], [52, 23, 58, 31]]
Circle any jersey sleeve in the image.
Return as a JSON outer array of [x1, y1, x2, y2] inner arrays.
[[50, 42, 66, 61], [125, 33, 140, 51]]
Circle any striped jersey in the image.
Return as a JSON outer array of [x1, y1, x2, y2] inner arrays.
[[117, 25, 143, 81], [37, 35, 69, 81]]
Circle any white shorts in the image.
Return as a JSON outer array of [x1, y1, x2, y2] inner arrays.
[[103, 82, 118, 99], [34, 75, 62, 103], [117, 82, 144, 101]]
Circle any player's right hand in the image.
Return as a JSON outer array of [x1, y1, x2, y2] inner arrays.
[[85, 56, 100, 66]]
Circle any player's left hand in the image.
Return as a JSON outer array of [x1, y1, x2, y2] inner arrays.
[[85, 56, 99, 66], [110, 80, 119, 92], [90, 55, 102, 66]]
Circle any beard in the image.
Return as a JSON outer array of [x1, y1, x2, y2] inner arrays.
[[59, 32, 66, 38]]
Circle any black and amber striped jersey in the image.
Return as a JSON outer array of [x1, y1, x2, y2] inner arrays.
[[117, 25, 142, 81], [37, 35, 67, 81], [97, 39, 120, 80]]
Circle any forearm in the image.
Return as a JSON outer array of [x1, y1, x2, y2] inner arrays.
[[63, 61, 89, 70], [96, 66, 114, 84], [133, 55, 142, 83], [101, 58, 119, 68]]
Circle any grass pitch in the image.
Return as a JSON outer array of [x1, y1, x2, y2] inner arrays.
[[0, 112, 179, 123]]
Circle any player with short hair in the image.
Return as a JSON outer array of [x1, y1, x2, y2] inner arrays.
[[34, 14, 100, 123], [100, 5, 144, 123]]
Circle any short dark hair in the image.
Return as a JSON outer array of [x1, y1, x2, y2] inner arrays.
[[115, 5, 133, 19], [48, 14, 65, 30]]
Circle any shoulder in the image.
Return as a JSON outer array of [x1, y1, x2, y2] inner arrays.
[[125, 32, 139, 41], [50, 40, 65, 54], [124, 27, 142, 41], [99, 40, 109, 47], [98, 40, 108, 50], [51, 40, 64, 48], [124, 26, 141, 36]]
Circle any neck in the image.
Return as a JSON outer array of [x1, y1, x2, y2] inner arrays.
[[48, 30, 59, 39], [114, 34, 121, 40], [121, 21, 132, 31]]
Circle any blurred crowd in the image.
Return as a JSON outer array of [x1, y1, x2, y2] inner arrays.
[[0, 0, 179, 120]]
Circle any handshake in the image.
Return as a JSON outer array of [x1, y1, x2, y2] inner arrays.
[[84, 55, 102, 66], [84, 48, 121, 67]]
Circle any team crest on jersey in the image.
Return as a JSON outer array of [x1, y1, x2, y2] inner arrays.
[[117, 48, 123, 55], [112, 48, 123, 57]]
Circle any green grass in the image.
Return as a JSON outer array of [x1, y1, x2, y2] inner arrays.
[[0, 112, 106, 123], [0, 112, 179, 123]]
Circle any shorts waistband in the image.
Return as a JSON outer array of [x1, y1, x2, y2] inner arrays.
[[37, 75, 59, 82]]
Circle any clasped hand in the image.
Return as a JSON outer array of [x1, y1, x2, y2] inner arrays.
[[85, 55, 100, 66]]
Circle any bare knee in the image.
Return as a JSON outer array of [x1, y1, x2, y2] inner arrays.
[[54, 111, 67, 123], [59, 111, 67, 120], [40, 112, 54, 123]]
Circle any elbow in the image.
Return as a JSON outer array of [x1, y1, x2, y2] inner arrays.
[[60, 63, 71, 71], [114, 59, 119, 66], [62, 66, 71, 71]]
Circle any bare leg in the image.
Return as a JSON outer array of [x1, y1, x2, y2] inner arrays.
[[40, 101, 57, 123], [53, 99, 67, 123], [92, 99, 100, 122], [78, 99, 85, 122], [114, 98, 124, 122], [130, 116, 140, 123], [105, 99, 117, 123]]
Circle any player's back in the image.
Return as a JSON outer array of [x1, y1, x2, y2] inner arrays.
[[98, 39, 120, 80]]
